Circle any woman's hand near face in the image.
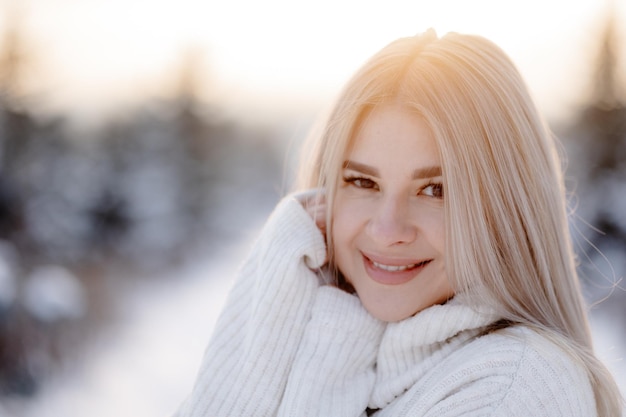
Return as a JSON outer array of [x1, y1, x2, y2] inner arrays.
[[296, 188, 342, 286], [297, 189, 359, 293], [300, 189, 327, 239]]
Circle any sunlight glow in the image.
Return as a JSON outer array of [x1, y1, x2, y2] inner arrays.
[[7, 0, 619, 123]]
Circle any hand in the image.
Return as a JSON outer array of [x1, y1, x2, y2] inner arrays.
[[301, 192, 355, 293], [297, 188, 327, 239]]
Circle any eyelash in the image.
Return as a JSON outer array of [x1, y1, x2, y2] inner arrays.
[[343, 176, 378, 190], [342, 176, 444, 199], [422, 181, 444, 199]]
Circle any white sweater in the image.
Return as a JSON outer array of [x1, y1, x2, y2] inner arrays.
[[175, 194, 597, 417]]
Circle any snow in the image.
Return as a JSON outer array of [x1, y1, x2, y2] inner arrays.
[[22, 265, 87, 323], [4, 238, 249, 417], [591, 311, 626, 398]]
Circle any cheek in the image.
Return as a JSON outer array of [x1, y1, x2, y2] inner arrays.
[[428, 222, 445, 255], [417, 208, 445, 254], [331, 197, 367, 256]]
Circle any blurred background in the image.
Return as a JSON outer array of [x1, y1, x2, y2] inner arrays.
[[0, 0, 623, 415]]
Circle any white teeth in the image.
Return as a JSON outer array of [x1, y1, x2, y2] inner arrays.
[[371, 260, 418, 272]]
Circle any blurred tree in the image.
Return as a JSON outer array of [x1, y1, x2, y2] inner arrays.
[[0, 7, 93, 397], [0, 6, 31, 241], [0, 3, 42, 181], [560, 8, 626, 334], [0, 8, 39, 397], [173, 48, 215, 244], [0, 5, 286, 400]]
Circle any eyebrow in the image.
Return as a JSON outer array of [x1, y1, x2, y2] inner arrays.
[[343, 160, 442, 180]]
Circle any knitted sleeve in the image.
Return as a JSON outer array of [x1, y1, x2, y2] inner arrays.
[[175, 194, 328, 417], [277, 286, 385, 417]]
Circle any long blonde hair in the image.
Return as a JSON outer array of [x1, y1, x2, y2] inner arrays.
[[297, 29, 623, 416]]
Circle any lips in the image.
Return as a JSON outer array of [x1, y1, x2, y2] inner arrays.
[[362, 252, 432, 285], [370, 259, 430, 271]]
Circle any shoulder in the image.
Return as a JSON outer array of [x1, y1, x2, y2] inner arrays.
[[472, 325, 591, 383], [428, 325, 597, 416]]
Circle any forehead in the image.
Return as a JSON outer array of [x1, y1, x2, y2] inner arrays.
[[346, 103, 440, 169]]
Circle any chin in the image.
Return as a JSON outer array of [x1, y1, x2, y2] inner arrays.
[[355, 286, 454, 323], [370, 310, 413, 323], [357, 293, 422, 322]]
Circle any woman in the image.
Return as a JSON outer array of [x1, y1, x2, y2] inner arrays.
[[175, 30, 624, 416]]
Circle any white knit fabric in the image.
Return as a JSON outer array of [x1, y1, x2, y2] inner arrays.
[[175, 193, 598, 417]]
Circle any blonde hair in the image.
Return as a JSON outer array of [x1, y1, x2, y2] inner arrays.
[[297, 29, 623, 415]]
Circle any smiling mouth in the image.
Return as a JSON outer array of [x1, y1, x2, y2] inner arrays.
[[362, 255, 432, 285], [370, 259, 431, 272]]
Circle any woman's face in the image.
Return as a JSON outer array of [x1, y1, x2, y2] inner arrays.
[[332, 103, 454, 322]]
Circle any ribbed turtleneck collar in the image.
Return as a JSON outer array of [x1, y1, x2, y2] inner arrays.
[[370, 296, 500, 409]]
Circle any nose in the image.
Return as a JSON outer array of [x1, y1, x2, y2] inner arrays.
[[366, 194, 417, 246]]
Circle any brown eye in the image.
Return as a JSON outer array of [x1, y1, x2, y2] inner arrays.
[[354, 178, 377, 189], [344, 177, 379, 190], [421, 183, 443, 198]]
